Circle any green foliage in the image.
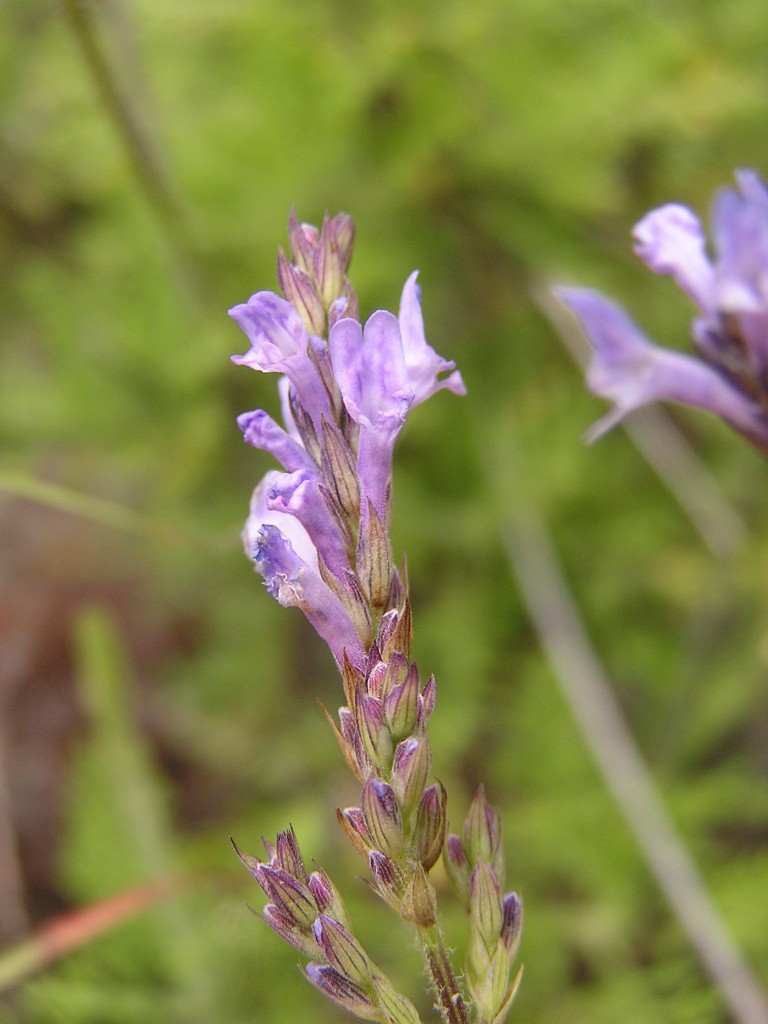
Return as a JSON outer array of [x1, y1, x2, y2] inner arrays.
[[2, 0, 768, 1021]]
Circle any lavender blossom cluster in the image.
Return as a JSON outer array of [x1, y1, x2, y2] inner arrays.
[[556, 169, 768, 454], [229, 214, 522, 1024]]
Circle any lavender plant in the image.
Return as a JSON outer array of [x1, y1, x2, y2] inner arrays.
[[229, 214, 523, 1024], [555, 169, 768, 453]]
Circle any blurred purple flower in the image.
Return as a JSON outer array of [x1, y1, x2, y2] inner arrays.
[[555, 169, 768, 452]]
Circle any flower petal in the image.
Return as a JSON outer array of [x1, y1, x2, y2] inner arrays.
[[237, 409, 317, 475], [330, 312, 414, 519], [632, 204, 716, 314], [230, 291, 330, 426], [398, 272, 467, 403], [242, 474, 318, 568], [265, 468, 350, 579], [713, 185, 768, 314], [555, 287, 768, 442], [330, 312, 413, 430], [254, 523, 365, 670]]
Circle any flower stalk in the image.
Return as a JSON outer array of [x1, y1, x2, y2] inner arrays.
[[230, 211, 522, 1022]]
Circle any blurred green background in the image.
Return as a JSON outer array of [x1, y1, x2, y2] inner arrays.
[[2, 0, 768, 1021]]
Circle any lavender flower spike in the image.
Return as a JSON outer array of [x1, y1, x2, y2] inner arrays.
[[555, 169, 768, 453], [233, 216, 466, 670]]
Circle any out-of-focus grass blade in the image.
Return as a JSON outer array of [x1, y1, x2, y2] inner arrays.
[[67, 607, 217, 1012], [0, 877, 183, 994], [486, 432, 768, 1024], [0, 469, 227, 550]]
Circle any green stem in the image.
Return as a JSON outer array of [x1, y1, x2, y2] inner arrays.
[[60, 0, 207, 299], [419, 925, 470, 1024]]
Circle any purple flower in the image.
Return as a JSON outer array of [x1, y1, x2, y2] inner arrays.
[[553, 288, 768, 444], [263, 468, 350, 580], [556, 169, 768, 452], [398, 272, 467, 405], [230, 291, 331, 429], [242, 478, 364, 669], [237, 409, 317, 475], [253, 523, 365, 670], [330, 274, 466, 520], [330, 310, 413, 521]]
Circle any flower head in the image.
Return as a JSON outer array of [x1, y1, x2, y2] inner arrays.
[[231, 212, 465, 671], [555, 169, 768, 453]]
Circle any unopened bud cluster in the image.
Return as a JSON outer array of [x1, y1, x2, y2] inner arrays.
[[278, 210, 359, 338], [233, 827, 422, 1024], [443, 787, 523, 1024], [330, 608, 446, 929]]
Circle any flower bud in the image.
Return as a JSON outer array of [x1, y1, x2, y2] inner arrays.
[[364, 659, 388, 699], [320, 418, 360, 520], [412, 782, 447, 871], [262, 903, 319, 957], [391, 736, 430, 819], [402, 863, 437, 927], [356, 500, 392, 610], [305, 963, 379, 1021], [500, 891, 523, 960], [308, 868, 353, 932], [361, 778, 404, 859], [375, 607, 397, 650], [336, 806, 374, 860], [314, 214, 347, 309], [338, 707, 370, 779], [463, 785, 503, 881], [312, 915, 372, 988], [274, 825, 308, 882], [371, 974, 423, 1024], [384, 664, 420, 739], [380, 653, 409, 696], [417, 675, 436, 726], [331, 213, 355, 273], [443, 834, 470, 906], [287, 209, 318, 274], [469, 861, 503, 954], [368, 850, 402, 906], [379, 598, 412, 662], [276, 249, 326, 336], [357, 693, 394, 770], [327, 291, 354, 331], [257, 865, 318, 929], [467, 943, 509, 1018]]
